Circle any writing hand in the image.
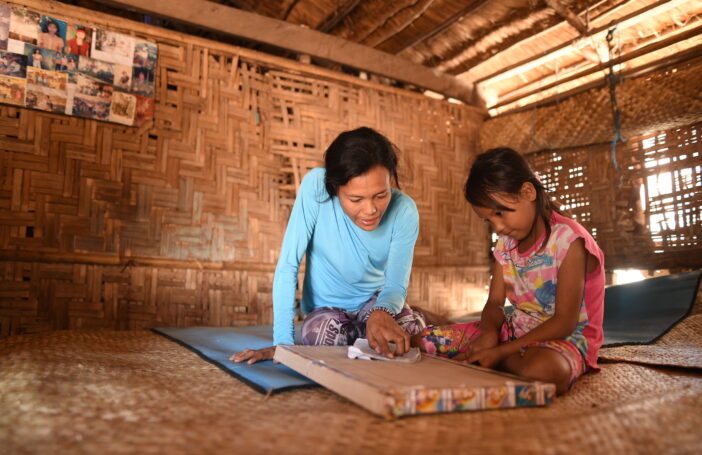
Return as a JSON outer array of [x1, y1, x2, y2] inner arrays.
[[467, 345, 506, 369], [366, 310, 409, 359]]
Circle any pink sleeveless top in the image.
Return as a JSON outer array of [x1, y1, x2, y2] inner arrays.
[[493, 211, 605, 369]]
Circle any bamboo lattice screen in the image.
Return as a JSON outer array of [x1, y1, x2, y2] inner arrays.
[[0, 0, 490, 337], [528, 122, 702, 269]]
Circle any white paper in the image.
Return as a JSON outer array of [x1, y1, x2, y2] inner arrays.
[[347, 338, 421, 363]]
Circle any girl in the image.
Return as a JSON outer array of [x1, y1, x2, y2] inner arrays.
[[414, 148, 604, 394], [231, 127, 425, 364]]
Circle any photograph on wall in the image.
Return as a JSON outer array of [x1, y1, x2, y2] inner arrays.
[[57, 53, 79, 83], [112, 63, 131, 90], [38, 16, 66, 53], [6, 38, 23, 53], [0, 4, 157, 126], [131, 66, 153, 97], [133, 40, 156, 70], [24, 43, 59, 71], [65, 24, 91, 56], [0, 73, 25, 106], [91, 29, 134, 66], [9, 7, 39, 45], [0, 51, 27, 78], [77, 55, 114, 84], [109, 90, 136, 125], [133, 94, 154, 127], [72, 94, 110, 120], [26, 85, 67, 113], [75, 73, 112, 99], [0, 5, 10, 50], [27, 66, 68, 91]]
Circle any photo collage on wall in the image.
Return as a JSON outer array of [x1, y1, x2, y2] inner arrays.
[[0, 3, 156, 126]]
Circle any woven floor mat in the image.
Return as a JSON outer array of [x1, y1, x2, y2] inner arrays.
[[1, 330, 701, 455], [600, 315, 702, 369]]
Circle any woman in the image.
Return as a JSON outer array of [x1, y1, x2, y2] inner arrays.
[[231, 127, 425, 363]]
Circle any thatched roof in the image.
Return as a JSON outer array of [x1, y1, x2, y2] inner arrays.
[[76, 0, 702, 115]]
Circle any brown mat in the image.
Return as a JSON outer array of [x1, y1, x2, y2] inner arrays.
[[1, 330, 701, 454], [599, 314, 702, 369]]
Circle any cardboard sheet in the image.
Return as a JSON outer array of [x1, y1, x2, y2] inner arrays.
[[275, 345, 556, 419]]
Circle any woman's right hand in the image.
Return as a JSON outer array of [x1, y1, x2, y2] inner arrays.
[[229, 346, 277, 364]]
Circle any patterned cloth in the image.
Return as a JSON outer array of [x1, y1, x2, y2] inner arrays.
[[420, 311, 586, 388], [301, 292, 426, 346]]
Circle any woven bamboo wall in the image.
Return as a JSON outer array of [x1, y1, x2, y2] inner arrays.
[[528, 123, 702, 270], [0, 0, 489, 337], [481, 58, 702, 154]]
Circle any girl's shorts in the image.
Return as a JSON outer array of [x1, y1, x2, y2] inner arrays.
[[420, 320, 587, 389]]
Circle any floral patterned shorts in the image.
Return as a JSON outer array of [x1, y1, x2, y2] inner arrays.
[[420, 310, 587, 389]]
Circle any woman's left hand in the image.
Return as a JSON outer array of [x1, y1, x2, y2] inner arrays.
[[466, 345, 507, 369], [366, 310, 410, 358]]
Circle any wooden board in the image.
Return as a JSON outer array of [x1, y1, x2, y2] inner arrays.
[[274, 345, 556, 419]]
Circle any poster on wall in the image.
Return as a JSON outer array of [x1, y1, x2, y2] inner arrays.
[[0, 2, 156, 126]]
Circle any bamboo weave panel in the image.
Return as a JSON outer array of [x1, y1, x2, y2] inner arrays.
[[528, 122, 702, 269], [482, 59, 702, 154], [0, 1, 489, 336], [0, 261, 274, 337]]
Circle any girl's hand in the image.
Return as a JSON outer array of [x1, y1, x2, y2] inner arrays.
[[366, 310, 410, 358], [467, 345, 507, 369], [229, 346, 277, 364]]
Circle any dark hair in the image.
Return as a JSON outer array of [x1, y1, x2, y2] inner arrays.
[[465, 147, 560, 250], [43, 19, 60, 34], [323, 127, 400, 198]]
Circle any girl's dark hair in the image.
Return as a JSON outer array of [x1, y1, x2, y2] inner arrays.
[[43, 19, 60, 34], [465, 147, 560, 250], [324, 127, 400, 198]]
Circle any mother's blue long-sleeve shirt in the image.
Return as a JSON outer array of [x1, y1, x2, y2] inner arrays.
[[272, 167, 419, 345]]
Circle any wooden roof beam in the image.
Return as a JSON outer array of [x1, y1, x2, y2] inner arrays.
[[392, 0, 490, 54], [494, 43, 702, 117], [492, 21, 702, 110], [446, 0, 627, 77], [544, 0, 588, 35], [362, 0, 436, 48], [315, 0, 362, 33], [474, 0, 691, 86], [281, 0, 302, 21], [426, 5, 553, 71], [90, 0, 478, 105]]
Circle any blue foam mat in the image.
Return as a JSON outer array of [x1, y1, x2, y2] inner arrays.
[[152, 325, 317, 395], [602, 270, 701, 346], [154, 272, 700, 393]]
